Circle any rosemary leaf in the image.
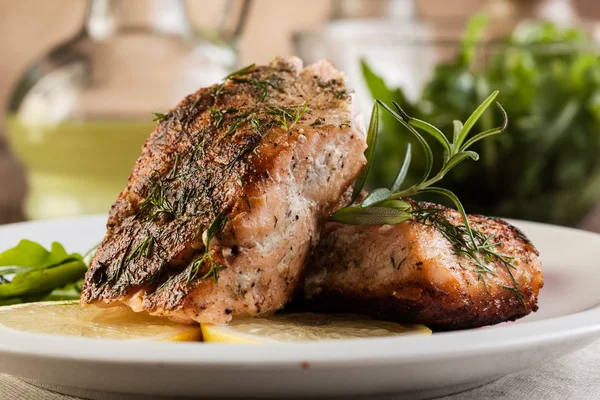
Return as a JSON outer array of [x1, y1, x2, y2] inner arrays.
[[460, 103, 508, 151], [351, 102, 379, 202], [452, 120, 463, 144], [438, 151, 479, 178], [456, 90, 499, 148], [407, 117, 451, 154], [361, 188, 391, 208], [379, 100, 433, 185], [376, 199, 411, 211], [390, 143, 412, 192], [331, 206, 411, 226]]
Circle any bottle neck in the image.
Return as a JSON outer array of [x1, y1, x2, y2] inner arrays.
[[84, 0, 192, 39]]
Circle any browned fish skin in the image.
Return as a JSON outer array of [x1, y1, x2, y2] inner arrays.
[[81, 57, 367, 324], [304, 201, 543, 330]]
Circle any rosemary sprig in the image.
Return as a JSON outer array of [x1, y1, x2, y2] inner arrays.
[[332, 91, 525, 301], [332, 90, 507, 238]]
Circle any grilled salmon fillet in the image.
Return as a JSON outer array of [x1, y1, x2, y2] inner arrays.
[[305, 201, 543, 330], [81, 57, 367, 324]]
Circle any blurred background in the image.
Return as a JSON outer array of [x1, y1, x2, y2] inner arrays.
[[0, 0, 599, 229]]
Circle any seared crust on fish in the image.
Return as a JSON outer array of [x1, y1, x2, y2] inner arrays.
[[305, 201, 543, 330], [81, 57, 367, 324]]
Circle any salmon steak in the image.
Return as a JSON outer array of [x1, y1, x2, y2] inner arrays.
[[81, 57, 367, 324], [304, 201, 543, 330]]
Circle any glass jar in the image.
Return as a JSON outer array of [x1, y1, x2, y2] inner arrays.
[[5, 0, 250, 220]]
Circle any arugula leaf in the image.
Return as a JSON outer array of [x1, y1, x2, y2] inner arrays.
[[0, 260, 87, 299], [0, 240, 78, 270], [0, 240, 87, 305]]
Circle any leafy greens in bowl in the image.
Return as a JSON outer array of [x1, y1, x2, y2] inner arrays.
[[363, 17, 600, 225]]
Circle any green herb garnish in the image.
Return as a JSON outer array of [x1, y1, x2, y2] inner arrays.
[[412, 207, 524, 305], [0, 240, 89, 305], [213, 64, 256, 98], [137, 177, 176, 220], [331, 92, 523, 300], [186, 211, 228, 284], [363, 18, 600, 225], [332, 90, 507, 234], [267, 104, 309, 131], [152, 112, 167, 122], [127, 236, 154, 261]]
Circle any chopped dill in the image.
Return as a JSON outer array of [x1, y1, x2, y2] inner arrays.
[[267, 104, 309, 131], [166, 155, 180, 180], [210, 107, 226, 128], [230, 76, 282, 102], [241, 195, 251, 209], [152, 112, 167, 122], [127, 235, 154, 261], [213, 64, 256, 98], [112, 238, 134, 287], [137, 177, 176, 220], [412, 206, 525, 306], [192, 137, 208, 161], [186, 255, 227, 284], [186, 211, 228, 284], [221, 109, 265, 141]]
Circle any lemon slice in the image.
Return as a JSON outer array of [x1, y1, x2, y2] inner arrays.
[[0, 301, 201, 341], [202, 312, 431, 343]]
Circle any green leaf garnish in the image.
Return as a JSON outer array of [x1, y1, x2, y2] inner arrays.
[[186, 211, 228, 284], [351, 102, 379, 203], [361, 188, 391, 208], [0, 240, 75, 271], [390, 143, 412, 192], [332, 92, 507, 231], [331, 206, 411, 226], [455, 90, 499, 148], [152, 112, 167, 122], [0, 241, 87, 305], [363, 18, 600, 226], [331, 92, 524, 302]]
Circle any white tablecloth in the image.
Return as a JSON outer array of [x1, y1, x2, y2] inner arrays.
[[2, 340, 599, 400]]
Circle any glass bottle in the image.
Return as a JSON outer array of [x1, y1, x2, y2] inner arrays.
[[5, 0, 250, 220]]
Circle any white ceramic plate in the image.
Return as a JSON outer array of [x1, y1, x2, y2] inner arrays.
[[0, 215, 599, 400]]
